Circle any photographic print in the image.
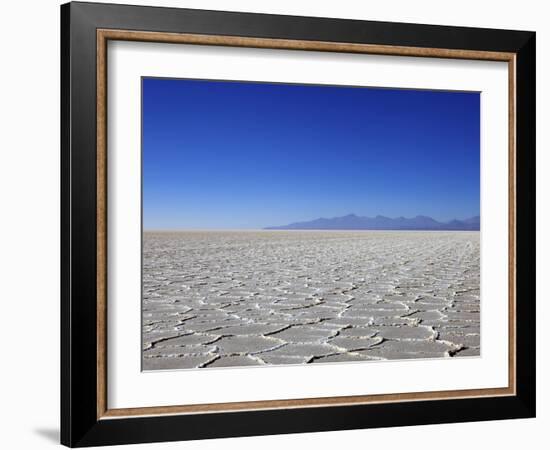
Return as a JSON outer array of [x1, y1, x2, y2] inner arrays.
[[141, 78, 481, 371]]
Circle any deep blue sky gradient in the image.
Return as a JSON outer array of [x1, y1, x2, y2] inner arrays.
[[143, 78, 480, 229]]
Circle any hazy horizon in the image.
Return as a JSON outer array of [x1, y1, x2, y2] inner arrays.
[[143, 78, 480, 229], [143, 212, 481, 232]]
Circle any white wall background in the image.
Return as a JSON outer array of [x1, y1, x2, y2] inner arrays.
[[0, 1, 546, 449]]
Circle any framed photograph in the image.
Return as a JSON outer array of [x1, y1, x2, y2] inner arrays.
[[61, 1, 536, 447]]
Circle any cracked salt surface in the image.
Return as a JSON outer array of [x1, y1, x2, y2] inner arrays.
[[142, 230, 480, 370]]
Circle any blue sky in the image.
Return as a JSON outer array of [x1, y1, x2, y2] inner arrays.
[[143, 78, 479, 230]]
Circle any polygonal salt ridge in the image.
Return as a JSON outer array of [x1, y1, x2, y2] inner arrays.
[[142, 354, 218, 370], [408, 310, 446, 321], [260, 314, 322, 325], [396, 288, 437, 297], [142, 330, 181, 349], [255, 342, 343, 360], [146, 320, 195, 333], [454, 287, 480, 295], [453, 347, 480, 357], [143, 308, 194, 319], [213, 335, 286, 355], [196, 298, 233, 307], [290, 308, 345, 321], [150, 332, 221, 348], [413, 294, 449, 304], [436, 331, 480, 348], [237, 283, 265, 296], [392, 288, 427, 297], [411, 301, 447, 313], [149, 275, 170, 282], [371, 300, 412, 310], [326, 281, 356, 291], [365, 281, 398, 290], [372, 317, 419, 327], [143, 324, 162, 334], [143, 344, 218, 357], [214, 290, 257, 298], [453, 292, 479, 303], [306, 304, 348, 314], [376, 325, 436, 340], [305, 280, 346, 288], [318, 300, 358, 311], [382, 294, 417, 303], [203, 323, 290, 336], [191, 308, 232, 317], [232, 311, 280, 322], [440, 324, 480, 334], [269, 299, 323, 310], [323, 317, 374, 327], [287, 286, 324, 296], [143, 294, 188, 304], [441, 311, 480, 322], [223, 303, 269, 317], [256, 354, 312, 365], [273, 289, 321, 299], [208, 279, 240, 286], [317, 293, 355, 303], [143, 309, 191, 319], [327, 336, 383, 351], [265, 325, 337, 343], [355, 341, 458, 361], [310, 353, 373, 363], [164, 294, 207, 304], [180, 320, 245, 333], [446, 303, 480, 313], [340, 309, 402, 320], [311, 320, 347, 330], [203, 355, 266, 368], [337, 326, 380, 337]]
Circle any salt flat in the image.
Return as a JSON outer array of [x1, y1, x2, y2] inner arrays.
[[142, 230, 480, 370]]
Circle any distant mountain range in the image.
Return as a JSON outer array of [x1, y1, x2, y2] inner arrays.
[[265, 214, 480, 231]]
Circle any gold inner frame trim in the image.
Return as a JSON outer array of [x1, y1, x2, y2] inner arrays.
[[96, 28, 517, 420]]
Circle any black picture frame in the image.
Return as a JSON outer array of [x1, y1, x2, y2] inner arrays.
[[61, 1, 536, 447]]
